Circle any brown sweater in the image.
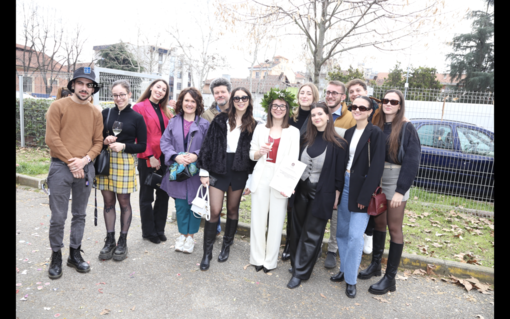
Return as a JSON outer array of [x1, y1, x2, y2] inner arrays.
[[45, 97, 104, 164]]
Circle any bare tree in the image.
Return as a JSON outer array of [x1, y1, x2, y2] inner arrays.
[[63, 24, 92, 78], [220, 0, 447, 89]]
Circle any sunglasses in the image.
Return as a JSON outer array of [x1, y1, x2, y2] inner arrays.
[[350, 105, 371, 112], [382, 98, 400, 105], [233, 96, 249, 102]]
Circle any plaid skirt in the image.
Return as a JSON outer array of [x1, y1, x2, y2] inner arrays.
[[97, 150, 137, 194]]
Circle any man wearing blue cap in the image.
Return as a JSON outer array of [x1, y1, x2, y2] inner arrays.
[[45, 67, 104, 279]]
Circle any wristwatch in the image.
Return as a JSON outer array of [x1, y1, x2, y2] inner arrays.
[[85, 155, 92, 163]]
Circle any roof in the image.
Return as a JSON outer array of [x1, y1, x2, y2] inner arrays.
[[203, 75, 290, 94], [16, 43, 67, 71]]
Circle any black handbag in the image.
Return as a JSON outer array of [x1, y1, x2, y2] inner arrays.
[[144, 169, 163, 189], [94, 108, 112, 176]]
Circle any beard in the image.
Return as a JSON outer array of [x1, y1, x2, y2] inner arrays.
[[327, 100, 341, 109], [217, 100, 227, 107], [75, 91, 92, 101]]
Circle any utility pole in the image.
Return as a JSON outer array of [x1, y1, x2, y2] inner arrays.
[[404, 66, 410, 99]]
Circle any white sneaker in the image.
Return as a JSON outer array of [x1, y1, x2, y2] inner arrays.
[[363, 234, 373, 254], [175, 235, 185, 252], [182, 236, 195, 254]]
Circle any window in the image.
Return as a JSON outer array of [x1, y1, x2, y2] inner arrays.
[[188, 72, 191, 80], [177, 72, 182, 79], [457, 127, 494, 157], [47, 78, 58, 86], [177, 83, 182, 90], [255, 72, 260, 79], [417, 124, 454, 150], [187, 82, 191, 88], [23, 76, 33, 92], [158, 52, 163, 62]]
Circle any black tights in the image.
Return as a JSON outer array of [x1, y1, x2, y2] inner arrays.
[[101, 190, 133, 234], [208, 186, 243, 223], [374, 200, 407, 244]]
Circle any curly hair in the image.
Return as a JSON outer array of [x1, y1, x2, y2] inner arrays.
[[210, 77, 232, 93], [175, 87, 204, 116]]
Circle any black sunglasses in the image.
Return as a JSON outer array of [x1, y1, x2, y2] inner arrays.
[[350, 105, 371, 112], [382, 98, 400, 105], [233, 96, 249, 102]]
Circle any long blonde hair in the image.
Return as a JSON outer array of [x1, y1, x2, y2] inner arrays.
[[136, 79, 171, 119], [292, 83, 319, 122]]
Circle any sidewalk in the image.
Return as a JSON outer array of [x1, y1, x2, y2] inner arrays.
[[16, 186, 494, 318]]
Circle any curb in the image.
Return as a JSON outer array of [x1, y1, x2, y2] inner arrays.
[[17, 174, 493, 285]]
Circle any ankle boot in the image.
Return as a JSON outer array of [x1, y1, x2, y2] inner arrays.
[[218, 218, 238, 262], [358, 230, 386, 279], [67, 246, 90, 273], [48, 249, 63, 279], [200, 221, 218, 271], [113, 233, 128, 261], [98, 232, 116, 260], [369, 241, 403, 295], [281, 209, 291, 261]]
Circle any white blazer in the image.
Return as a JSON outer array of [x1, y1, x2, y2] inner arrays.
[[248, 123, 300, 198]]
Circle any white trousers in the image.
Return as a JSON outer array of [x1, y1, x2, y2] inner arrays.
[[249, 163, 288, 270]]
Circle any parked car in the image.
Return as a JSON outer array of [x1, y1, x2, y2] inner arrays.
[[16, 92, 35, 100], [410, 119, 494, 201]]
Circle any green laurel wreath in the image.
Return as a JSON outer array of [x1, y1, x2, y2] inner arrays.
[[260, 88, 299, 116]]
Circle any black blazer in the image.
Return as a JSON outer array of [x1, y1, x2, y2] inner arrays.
[[344, 122, 385, 212], [289, 138, 349, 221]]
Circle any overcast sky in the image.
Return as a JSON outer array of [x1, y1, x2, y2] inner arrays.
[[16, 0, 489, 79]]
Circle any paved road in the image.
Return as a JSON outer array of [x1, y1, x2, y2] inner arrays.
[[16, 187, 494, 318]]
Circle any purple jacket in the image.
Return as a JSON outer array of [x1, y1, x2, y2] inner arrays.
[[160, 114, 210, 204]]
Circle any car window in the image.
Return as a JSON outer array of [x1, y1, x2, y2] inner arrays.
[[416, 124, 454, 150], [457, 127, 494, 157]]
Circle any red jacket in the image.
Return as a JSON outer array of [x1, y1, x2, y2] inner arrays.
[[132, 98, 171, 160]]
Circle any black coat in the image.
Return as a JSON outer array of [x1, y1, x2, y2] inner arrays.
[[344, 122, 385, 212], [289, 138, 349, 221], [197, 112, 256, 175]]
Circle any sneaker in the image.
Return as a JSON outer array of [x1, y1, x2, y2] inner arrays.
[[182, 236, 195, 254], [175, 235, 185, 252], [324, 251, 337, 269], [363, 234, 373, 254]]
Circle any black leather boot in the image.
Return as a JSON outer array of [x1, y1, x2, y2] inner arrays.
[[346, 284, 357, 298], [218, 218, 238, 262], [48, 249, 62, 279], [200, 221, 217, 271], [369, 241, 403, 295], [67, 246, 90, 273], [113, 233, 128, 261], [358, 230, 386, 279], [98, 232, 116, 260], [281, 209, 291, 261], [287, 276, 301, 289], [330, 270, 344, 282]]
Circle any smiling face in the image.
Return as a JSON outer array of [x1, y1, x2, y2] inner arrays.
[[298, 85, 314, 107], [270, 99, 287, 120], [351, 97, 372, 122], [311, 107, 329, 131], [112, 84, 132, 109], [382, 92, 401, 120], [213, 85, 231, 109], [348, 84, 368, 102], [233, 90, 249, 114], [325, 84, 345, 111], [72, 78, 94, 101], [182, 92, 197, 115], [150, 80, 168, 103]]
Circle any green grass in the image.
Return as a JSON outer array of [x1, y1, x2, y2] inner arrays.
[[409, 187, 494, 212], [239, 193, 494, 268], [16, 146, 51, 177]]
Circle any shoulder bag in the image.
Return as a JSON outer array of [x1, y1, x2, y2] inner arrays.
[[94, 108, 111, 176], [367, 138, 387, 216], [168, 117, 200, 182], [191, 185, 210, 220]]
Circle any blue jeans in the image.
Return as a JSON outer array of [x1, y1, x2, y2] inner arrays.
[[217, 216, 221, 234], [336, 172, 370, 285], [175, 195, 201, 235]]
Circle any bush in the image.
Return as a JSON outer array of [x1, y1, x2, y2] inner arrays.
[[16, 98, 53, 148]]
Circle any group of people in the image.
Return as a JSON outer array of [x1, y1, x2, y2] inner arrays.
[[44, 67, 421, 299]]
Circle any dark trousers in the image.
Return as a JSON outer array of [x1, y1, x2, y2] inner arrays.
[[137, 159, 169, 238], [290, 178, 329, 280]]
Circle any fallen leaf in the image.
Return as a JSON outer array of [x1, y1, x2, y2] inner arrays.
[[355, 303, 361, 306], [373, 296, 389, 303], [432, 243, 443, 248], [243, 264, 250, 270], [100, 309, 111, 315], [458, 279, 473, 291], [396, 275, 408, 281], [131, 306, 136, 311], [320, 293, 326, 299], [426, 264, 436, 276], [435, 232, 444, 237], [424, 229, 431, 233], [413, 269, 426, 276], [267, 273, 273, 276]]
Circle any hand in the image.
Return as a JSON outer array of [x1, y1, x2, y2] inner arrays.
[[243, 188, 251, 196], [168, 100, 176, 108], [150, 157, 161, 170], [200, 176, 209, 187], [72, 168, 85, 179], [390, 192, 404, 208], [68, 157, 87, 172], [109, 142, 125, 152], [333, 190, 340, 210], [358, 203, 365, 210], [186, 153, 198, 163], [103, 135, 117, 145], [258, 144, 271, 157], [175, 154, 188, 165]]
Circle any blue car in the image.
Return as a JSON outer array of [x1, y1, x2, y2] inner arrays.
[[411, 119, 494, 201]]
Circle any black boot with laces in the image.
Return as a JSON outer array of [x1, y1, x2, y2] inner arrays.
[[48, 249, 63, 279], [113, 233, 128, 261], [67, 246, 90, 273], [98, 232, 116, 260]]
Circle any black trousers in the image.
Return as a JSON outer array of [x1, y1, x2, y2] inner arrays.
[[290, 178, 328, 280], [138, 159, 169, 238]]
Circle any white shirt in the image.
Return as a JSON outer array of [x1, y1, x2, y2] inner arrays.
[[200, 119, 242, 177], [347, 127, 365, 170]]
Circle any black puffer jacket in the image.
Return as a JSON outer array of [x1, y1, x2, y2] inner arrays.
[[197, 112, 256, 174]]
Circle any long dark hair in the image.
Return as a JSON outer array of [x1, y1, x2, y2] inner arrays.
[[375, 89, 406, 162], [227, 87, 256, 133], [266, 99, 290, 128], [175, 87, 204, 116], [302, 103, 346, 149], [136, 79, 171, 119]]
